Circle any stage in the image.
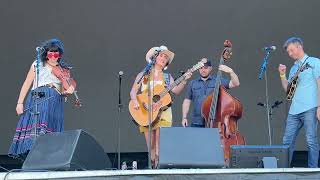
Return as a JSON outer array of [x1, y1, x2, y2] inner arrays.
[[1, 168, 320, 180], [2, 1, 320, 179]]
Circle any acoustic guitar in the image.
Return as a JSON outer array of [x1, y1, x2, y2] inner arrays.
[[129, 59, 207, 127]]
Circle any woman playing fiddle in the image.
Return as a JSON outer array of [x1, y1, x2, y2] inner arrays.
[[8, 38, 75, 160]]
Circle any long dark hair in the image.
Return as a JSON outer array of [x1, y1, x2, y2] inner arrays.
[[40, 38, 71, 69]]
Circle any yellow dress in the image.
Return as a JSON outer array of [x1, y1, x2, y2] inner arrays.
[[139, 71, 172, 133]]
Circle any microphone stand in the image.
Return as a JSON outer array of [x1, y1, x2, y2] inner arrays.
[[140, 63, 155, 169], [137, 59, 156, 85], [257, 100, 283, 144], [28, 48, 42, 149], [145, 63, 155, 169], [117, 73, 123, 170], [258, 50, 273, 145], [137, 53, 159, 169], [23, 95, 54, 113]]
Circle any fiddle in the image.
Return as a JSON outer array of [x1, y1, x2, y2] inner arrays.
[[51, 65, 82, 107]]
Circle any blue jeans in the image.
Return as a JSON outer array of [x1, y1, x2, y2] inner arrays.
[[283, 107, 319, 167]]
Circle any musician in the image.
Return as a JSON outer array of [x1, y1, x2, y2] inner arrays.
[[181, 58, 240, 127], [8, 39, 75, 160], [130, 45, 191, 168], [278, 37, 320, 167]]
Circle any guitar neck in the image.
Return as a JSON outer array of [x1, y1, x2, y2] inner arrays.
[[158, 60, 205, 99], [290, 63, 308, 81], [159, 74, 185, 98]]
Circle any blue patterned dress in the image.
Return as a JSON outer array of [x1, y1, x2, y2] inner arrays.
[[8, 61, 64, 158]]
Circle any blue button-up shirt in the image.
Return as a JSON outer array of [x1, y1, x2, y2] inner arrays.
[[185, 75, 230, 125], [288, 54, 320, 115]]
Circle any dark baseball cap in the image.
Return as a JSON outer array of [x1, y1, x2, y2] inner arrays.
[[203, 60, 212, 66]]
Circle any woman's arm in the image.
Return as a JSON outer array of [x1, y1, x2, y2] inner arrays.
[[130, 72, 143, 109], [16, 65, 35, 115]]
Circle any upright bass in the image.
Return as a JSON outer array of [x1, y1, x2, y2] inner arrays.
[[201, 40, 245, 166]]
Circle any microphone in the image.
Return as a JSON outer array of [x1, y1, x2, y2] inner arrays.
[[263, 46, 276, 51], [147, 49, 161, 62], [137, 60, 156, 84], [36, 46, 44, 51], [119, 71, 124, 77], [118, 71, 123, 107]]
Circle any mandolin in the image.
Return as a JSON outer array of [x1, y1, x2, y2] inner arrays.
[[286, 62, 311, 100]]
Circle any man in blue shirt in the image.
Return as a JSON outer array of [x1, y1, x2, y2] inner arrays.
[[278, 37, 320, 168], [181, 58, 240, 127]]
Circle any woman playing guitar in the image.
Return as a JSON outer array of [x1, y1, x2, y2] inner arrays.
[[129, 45, 192, 168]]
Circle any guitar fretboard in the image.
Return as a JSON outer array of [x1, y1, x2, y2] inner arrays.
[[289, 61, 310, 82], [206, 46, 232, 127], [158, 60, 205, 99], [207, 58, 224, 126]]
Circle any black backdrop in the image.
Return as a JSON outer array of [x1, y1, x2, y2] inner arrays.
[[1, 0, 320, 154]]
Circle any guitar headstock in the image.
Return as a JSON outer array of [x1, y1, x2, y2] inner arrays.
[[189, 58, 207, 73], [222, 40, 232, 61]]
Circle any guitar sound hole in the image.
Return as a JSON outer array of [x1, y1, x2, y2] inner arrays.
[[153, 95, 160, 103]]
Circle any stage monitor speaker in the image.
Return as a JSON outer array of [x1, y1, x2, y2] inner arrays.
[[230, 145, 290, 168], [158, 127, 224, 169], [22, 129, 111, 170]]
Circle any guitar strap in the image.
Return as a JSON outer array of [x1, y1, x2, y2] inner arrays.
[[163, 72, 170, 88], [290, 56, 309, 82], [299, 56, 309, 69], [138, 72, 170, 93]]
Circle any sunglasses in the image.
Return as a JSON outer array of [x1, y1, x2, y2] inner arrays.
[[47, 52, 60, 58]]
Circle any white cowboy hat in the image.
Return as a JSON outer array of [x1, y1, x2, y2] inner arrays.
[[145, 45, 175, 65]]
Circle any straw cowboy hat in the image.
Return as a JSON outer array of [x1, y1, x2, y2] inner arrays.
[[145, 45, 175, 64]]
